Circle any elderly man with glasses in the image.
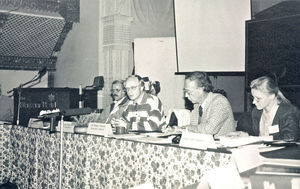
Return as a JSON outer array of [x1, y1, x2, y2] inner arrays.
[[111, 75, 165, 131], [183, 71, 235, 137]]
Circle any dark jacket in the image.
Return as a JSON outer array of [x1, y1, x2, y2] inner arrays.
[[252, 103, 300, 141]]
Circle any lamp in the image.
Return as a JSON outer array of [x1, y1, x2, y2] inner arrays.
[[84, 76, 104, 90]]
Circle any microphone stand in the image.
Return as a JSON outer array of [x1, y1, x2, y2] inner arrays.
[[59, 114, 64, 189], [38, 111, 64, 189], [42, 108, 91, 189]]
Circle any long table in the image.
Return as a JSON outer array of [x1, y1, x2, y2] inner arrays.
[[0, 124, 232, 188]]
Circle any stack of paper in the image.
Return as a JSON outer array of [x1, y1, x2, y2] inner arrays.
[[219, 136, 273, 148], [108, 133, 147, 140], [134, 136, 173, 144]]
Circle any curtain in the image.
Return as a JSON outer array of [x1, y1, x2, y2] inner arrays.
[[131, 0, 175, 38]]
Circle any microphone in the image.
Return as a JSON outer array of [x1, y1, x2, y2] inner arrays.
[[62, 108, 92, 117], [38, 67, 47, 78]]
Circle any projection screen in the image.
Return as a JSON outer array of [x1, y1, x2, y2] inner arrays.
[[174, 0, 251, 72]]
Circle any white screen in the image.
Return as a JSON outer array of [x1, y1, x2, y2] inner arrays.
[[134, 37, 186, 112], [174, 0, 251, 72]]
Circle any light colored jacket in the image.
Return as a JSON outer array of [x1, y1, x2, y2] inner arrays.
[[188, 92, 235, 137]]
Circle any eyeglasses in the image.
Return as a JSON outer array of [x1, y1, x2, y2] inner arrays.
[[252, 93, 270, 103], [252, 96, 263, 103], [125, 85, 139, 92], [111, 89, 123, 93], [183, 88, 197, 95]]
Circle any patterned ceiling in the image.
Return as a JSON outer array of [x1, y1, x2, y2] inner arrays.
[[0, 12, 65, 58], [0, 0, 79, 70]]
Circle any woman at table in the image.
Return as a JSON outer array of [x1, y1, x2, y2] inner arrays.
[[250, 76, 300, 141]]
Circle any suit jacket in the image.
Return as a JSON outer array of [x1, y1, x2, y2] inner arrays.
[[100, 97, 129, 123], [188, 92, 235, 137], [252, 103, 300, 141]]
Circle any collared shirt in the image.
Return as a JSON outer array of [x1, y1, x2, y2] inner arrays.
[[103, 96, 129, 124], [190, 94, 208, 125], [259, 104, 279, 136], [190, 103, 200, 125], [201, 94, 209, 111], [111, 97, 127, 113], [252, 103, 300, 141]]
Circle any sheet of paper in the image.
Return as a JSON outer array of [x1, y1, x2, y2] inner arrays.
[[179, 131, 216, 150], [57, 121, 75, 133], [219, 136, 273, 148], [246, 144, 285, 153], [108, 133, 147, 139], [231, 146, 263, 173], [134, 136, 173, 144], [262, 157, 300, 167], [87, 122, 113, 136], [166, 108, 191, 126], [139, 131, 181, 138], [198, 162, 244, 189], [173, 109, 191, 126], [28, 118, 44, 128]]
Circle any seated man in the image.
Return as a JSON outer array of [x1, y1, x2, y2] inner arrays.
[[112, 75, 165, 131], [183, 71, 235, 137], [101, 80, 129, 124]]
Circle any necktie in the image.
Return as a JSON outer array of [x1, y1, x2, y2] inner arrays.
[[199, 105, 203, 117], [110, 103, 115, 112]]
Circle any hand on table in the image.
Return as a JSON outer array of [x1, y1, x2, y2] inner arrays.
[[162, 125, 187, 134], [111, 117, 127, 128]]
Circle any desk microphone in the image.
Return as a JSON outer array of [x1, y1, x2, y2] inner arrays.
[[62, 108, 92, 117], [45, 108, 92, 133]]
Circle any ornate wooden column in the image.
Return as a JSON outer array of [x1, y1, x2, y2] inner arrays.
[[102, 14, 133, 80], [98, 0, 133, 108]]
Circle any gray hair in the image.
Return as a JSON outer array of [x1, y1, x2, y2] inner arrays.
[[185, 71, 213, 92]]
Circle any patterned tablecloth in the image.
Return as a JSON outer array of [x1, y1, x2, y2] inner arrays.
[[0, 124, 232, 189]]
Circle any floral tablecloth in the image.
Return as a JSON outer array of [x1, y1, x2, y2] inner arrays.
[[0, 124, 232, 189], [0, 124, 11, 184]]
